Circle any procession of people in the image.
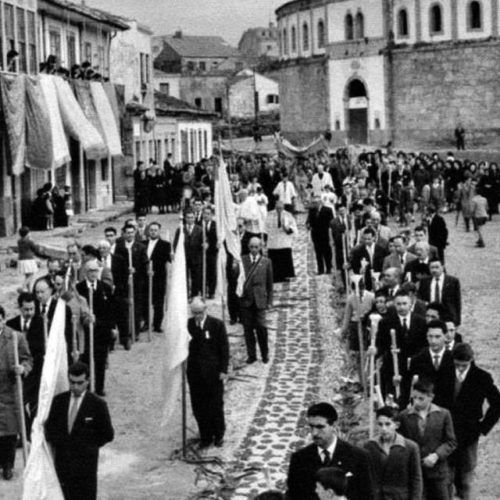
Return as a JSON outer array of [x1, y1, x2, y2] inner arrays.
[[0, 145, 499, 500]]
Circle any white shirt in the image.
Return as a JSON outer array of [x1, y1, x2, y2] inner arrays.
[[365, 243, 375, 265], [250, 254, 260, 265], [273, 180, 297, 205], [399, 313, 411, 328], [110, 243, 116, 255], [86, 280, 97, 291], [429, 347, 446, 368], [68, 391, 86, 422], [456, 365, 471, 383], [147, 238, 159, 259], [317, 437, 338, 463], [431, 274, 444, 302]]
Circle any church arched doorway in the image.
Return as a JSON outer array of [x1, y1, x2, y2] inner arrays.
[[347, 79, 368, 144]]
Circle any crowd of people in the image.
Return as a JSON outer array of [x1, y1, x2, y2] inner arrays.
[[30, 183, 71, 230], [1, 145, 500, 500]]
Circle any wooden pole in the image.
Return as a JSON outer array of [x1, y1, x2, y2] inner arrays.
[[43, 314, 48, 350], [342, 232, 349, 290], [352, 276, 367, 395], [202, 221, 207, 299], [181, 361, 187, 459], [390, 328, 401, 399], [128, 267, 135, 344], [368, 313, 382, 439], [13, 332, 28, 465], [148, 261, 154, 341], [88, 286, 95, 393], [71, 314, 79, 363]]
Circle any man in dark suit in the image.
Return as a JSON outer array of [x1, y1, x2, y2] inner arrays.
[[287, 402, 374, 500], [382, 234, 416, 272], [404, 241, 432, 283], [449, 344, 500, 500], [45, 362, 114, 500], [33, 277, 73, 354], [330, 203, 348, 287], [350, 227, 388, 291], [444, 320, 463, 352], [76, 261, 115, 397], [418, 258, 462, 326], [375, 290, 427, 399], [407, 320, 456, 409], [306, 195, 333, 275], [174, 211, 204, 298], [7, 292, 45, 434], [146, 222, 171, 332], [202, 206, 218, 298], [187, 298, 229, 449], [427, 205, 448, 263], [240, 237, 273, 364], [113, 223, 148, 347]]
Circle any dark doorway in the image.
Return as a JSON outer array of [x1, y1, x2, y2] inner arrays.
[[347, 79, 368, 144]]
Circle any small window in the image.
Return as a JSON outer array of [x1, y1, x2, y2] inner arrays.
[[374, 118, 381, 129], [345, 14, 354, 40], [430, 4, 443, 34], [291, 26, 297, 52], [214, 97, 223, 114], [194, 97, 202, 108], [469, 1, 482, 30], [355, 12, 365, 39], [283, 29, 288, 54], [101, 158, 109, 181], [302, 22, 309, 51], [335, 120, 341, 131], [318, 20, 325, 48], [199, 61, 206, 71], [159, 83, 170, 95], [398, 9, 409, 37], [186, 60, 195, 71]]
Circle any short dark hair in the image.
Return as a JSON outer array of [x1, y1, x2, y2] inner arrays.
[[315, 467, 348, 495], [426, 302, 444, 316], [375, 290, 388, 299], [394, 289, 410, 299], [452, 343, 474, 362], [254, 491, 285, 500], [401, 282, 417, 294], [376, 406, 399, 421], [19, 226, 30, 237], [429, 257, 443, 265], [104, 227, 117, 235], [413, 378, 435, 395], [149, 221, 161, 230], [18, 292, 36, 308], [123, 223, 136, 232], [363, 227, 376, 237], [307, 403, 338, 425], [68, 361, 90, 378], [427, 319, 447, 334], [34, 277, 54, 291], [414, 225, 427, 233]]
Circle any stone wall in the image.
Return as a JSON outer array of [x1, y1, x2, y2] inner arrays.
[[279, 58, 329, 145], [391, 40, 500, 149]]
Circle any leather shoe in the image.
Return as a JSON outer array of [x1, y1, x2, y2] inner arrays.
[[214, 438, 224, 448], [3, 467, 13, 480], [124, 339, 132, 351], [246, 357, 257, 364], [199, 440, 212, 449], [262, 356, 269, 364]]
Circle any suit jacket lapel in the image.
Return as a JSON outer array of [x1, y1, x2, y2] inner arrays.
[[71, 392, 90, 434]]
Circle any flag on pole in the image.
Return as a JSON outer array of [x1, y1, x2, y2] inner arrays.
[[23, 300, 69, 500], [214, 151, 245, 299], [161, 227, 190, 427]]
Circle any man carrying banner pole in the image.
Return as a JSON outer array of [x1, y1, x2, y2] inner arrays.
[[0, 306, 32, 480]]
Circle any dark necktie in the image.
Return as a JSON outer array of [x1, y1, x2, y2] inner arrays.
[[402, 318, 408, 336], [322, 449, 330, 465], [22, 320, 28, 333], [434, 279, 441, 303], [41, 304, 47, 316], [277, 213, 282, 228]]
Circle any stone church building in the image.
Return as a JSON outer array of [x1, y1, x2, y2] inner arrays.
[[276, 0, 500, 149]]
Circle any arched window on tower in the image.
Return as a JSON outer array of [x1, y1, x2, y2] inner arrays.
[[283, 28, 288, 54], [430, 3, 443, 34], [398, 8, 409, 37], [345, 13, 354, 40], [355, 11, 365, 39], [303, 22, 309, 51], [318, 19, 325, 48], [468, 1, 482, 30], [291, 26, 297, 52]]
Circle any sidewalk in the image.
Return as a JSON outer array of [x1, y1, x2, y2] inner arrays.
[[0, 201, 133, 264]]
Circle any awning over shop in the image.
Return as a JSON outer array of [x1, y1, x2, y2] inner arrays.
[[0, 74, 26, 175], [56, 78, 107, 160], [90, 82, 122, 157], [39, 74, 71, 169]]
